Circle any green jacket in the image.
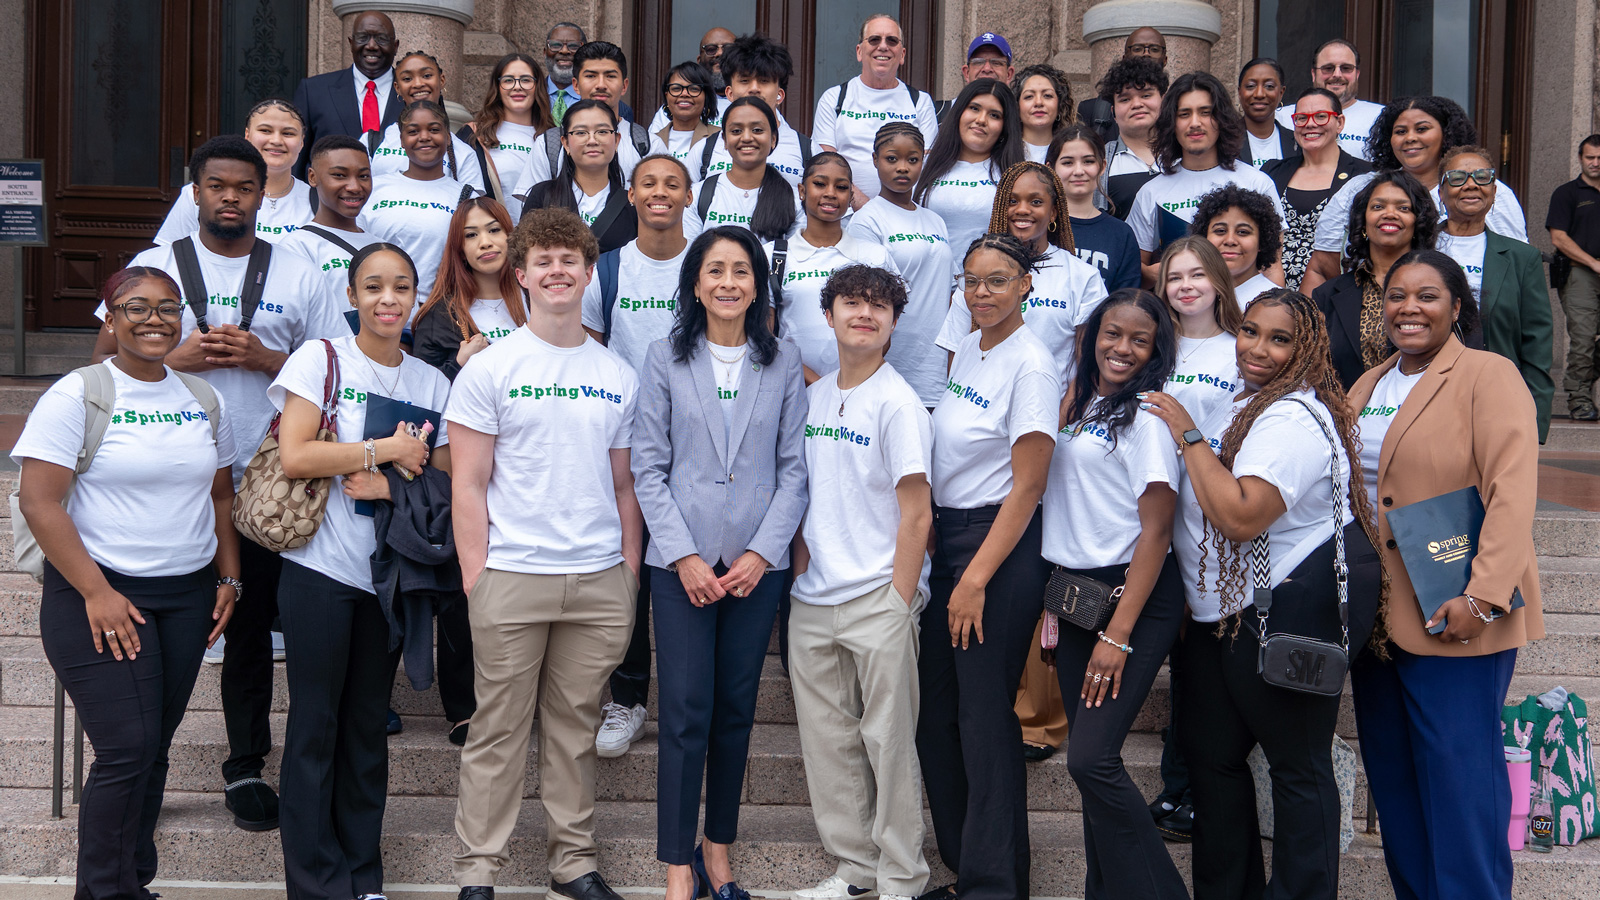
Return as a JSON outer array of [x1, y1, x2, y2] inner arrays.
[[1481, 230, 1554, 442]]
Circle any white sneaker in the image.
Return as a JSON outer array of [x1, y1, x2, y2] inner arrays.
[[879, 895, 914, 900], [594, 701, 645, 758], [203, 634, 226, 665], [795, 875, 874, 899], [271, 631, 286, 662]]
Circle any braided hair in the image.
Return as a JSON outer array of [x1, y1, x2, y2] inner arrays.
[[400, 99, 459, 181], [987, 161, 1076, 254], [1195, 288, 1386, 642], [872, 120, 924, 154]]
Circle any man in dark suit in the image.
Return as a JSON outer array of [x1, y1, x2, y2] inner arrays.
[[291, 10, 402, 175]]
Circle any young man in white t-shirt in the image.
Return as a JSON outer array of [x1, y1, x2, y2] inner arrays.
[[89, 134, 346, 834], [789, 265, 933, 900], [276, 135, 383, 330], [577, 153, 694, 758], [686, 34, 814, 187], [813, 14, 938, 206], [447, 207, 642, 900]]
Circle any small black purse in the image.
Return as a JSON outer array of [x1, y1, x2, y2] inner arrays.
[[1043, 566, 1125, 632], [1248, 398, 1350, 697]]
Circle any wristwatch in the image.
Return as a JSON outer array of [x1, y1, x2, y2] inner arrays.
[[218, 576, 244, 602], [1180, 429, 1205, 449]]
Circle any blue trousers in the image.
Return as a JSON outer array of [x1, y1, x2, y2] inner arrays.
[[1351, 646, 1517, 900], [651, 563, 783, 864]]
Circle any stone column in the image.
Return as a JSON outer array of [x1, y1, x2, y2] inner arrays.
[[331, 0, 475, 101], [1082, 0, 1221, 79]]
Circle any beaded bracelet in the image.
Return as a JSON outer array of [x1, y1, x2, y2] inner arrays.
[[1097, 631, 1133, 654]]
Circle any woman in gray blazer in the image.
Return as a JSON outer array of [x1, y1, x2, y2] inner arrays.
[[632, 225, 809, 900]]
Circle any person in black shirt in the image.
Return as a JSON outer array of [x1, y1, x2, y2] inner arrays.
[[1546, 134, 1600, 420]]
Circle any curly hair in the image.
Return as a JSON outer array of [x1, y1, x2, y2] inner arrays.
[[1097, 56, 1169, 104], [509, 207, 599, 270], [1011, 64, 1075, 132], [820, 264, 909, 320], [1196, 289, 1385, 642], [1342, 170, 1439, 270], [1383, 248, 1482, 341], [1367, 96, 1478, 174], [987, 161, 1076, 254], [1152, 71, 1245, 173], [1440, 144, 1494, 173], [1189, 185, 1283, 274], [1062, 288, 1177, 449]]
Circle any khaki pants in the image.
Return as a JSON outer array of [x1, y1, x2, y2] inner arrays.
[[788, 582, 930, 897], [1561, 266, 1600, 407], [1015, 612, 1069, 748], [453, 564, 636, 886]]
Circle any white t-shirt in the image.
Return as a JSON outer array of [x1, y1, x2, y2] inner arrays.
[[1357, 364, 1423, 514], [275, 225, 383, 331], [1127, 163, 1284, 253], [444, 327, 639, 574], [667, 129, 697, 158], [812, 77, 939, 198], [467, 298, 521, 343], [573, 181, 612, 226], [105, 241, 347, 486], [766, 233, 898, 375], [792, 363, 934, 607], [921, 159, 1001, 272], [267, 336, 453, 592], [1246, 130, 1286, 170], [648, 95, 733, 133], [683, 173, 803, 244], [1276, 98, 1384, 160], [1042, 401, 1179, 570], [11, 361, 236, 577], [1025, 142, 1050, 164], [580, 241, 688, 372], [847, 198, 955, 406], [154, 180, 314, 245], [357, 173, 468, 309], [1435, 230, 1488, 305], [1168, 331, 1242, 431], [514, 126, 671, 196], [934, 245, 1108, 387], [482, 122, 541, 220], [1178, 390, 1355, 621], [371, 122, 486, 193], [1234, 271, 1283, 310], [931, 325, 1059, 509], [708, 343, 748, 428], [1312, 171, 1528, 252], [687, 118, 810, 187]]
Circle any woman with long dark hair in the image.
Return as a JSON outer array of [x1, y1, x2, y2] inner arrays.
[[522, 98, 637, 253], [411, 196, 527, 381], [684, 96, 799, 243], [1012, 64, 1074, 163], [1141, 289, 1382, 900], [915, 79, 1025, 267], [460, 52, 554, 217], [1050, 123, 1141, 292], [1044, 288, 1187, 900], [632, 226, 808, 900]]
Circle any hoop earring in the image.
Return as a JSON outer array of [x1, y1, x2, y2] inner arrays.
[[1048, 220, 1057, 232]]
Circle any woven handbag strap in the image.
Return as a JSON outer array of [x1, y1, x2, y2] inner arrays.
[[1250, 396, 1349, 654]]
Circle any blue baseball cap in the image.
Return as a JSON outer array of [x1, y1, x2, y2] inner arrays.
[[967, 32, 1012, 61]]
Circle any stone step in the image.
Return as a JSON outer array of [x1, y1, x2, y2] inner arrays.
[[0, 706, 1298, 815], [0, 382, 50, 415], [1537, 556, 1600, 614], [1543, 421, 1600, 453], [1517, 613, 1600, 676], [4, 788, 1596, 898], [1533, 510, 1600, 558]]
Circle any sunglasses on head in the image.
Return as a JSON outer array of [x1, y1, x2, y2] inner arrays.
[[1442, 167, 1495, 187], [1291, 111, 1338, 127]]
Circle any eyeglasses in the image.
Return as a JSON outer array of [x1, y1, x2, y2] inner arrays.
[[959, 274, 1027, 293], [111, 302, 184, 323], [666, 84, 705, 97], [352, 32, 394, 48], [499, 75, 538, 89], [1442, 167, 1496, 187], [701, 42, 735, 56], [547, 40, 584, 52], [1291, 110, 1338, 127], [1316, 64, 1358, 76], [567, 128, 617, 141], [967, 56, 1008, 69], [863, 35, 902, 48], [1127, 43, 1165, 56]]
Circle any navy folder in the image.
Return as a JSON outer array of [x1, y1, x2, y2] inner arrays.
[[354, 394, 442, 517], [1384, 485, 1524, 634]]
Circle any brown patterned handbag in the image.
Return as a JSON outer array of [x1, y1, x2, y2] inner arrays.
[[232, 339, 341, 551]]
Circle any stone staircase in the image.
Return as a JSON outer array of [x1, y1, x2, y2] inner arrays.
[[0, 390, 1597, 896]]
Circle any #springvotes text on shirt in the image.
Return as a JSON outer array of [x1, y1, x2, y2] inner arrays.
[[812, 77, 939, 197], [846, 197, 956, 407]]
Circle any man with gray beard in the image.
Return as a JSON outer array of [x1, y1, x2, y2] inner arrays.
[[545, 22, 584, 126]]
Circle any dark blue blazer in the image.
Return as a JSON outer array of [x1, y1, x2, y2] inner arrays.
[[291, 67, 402, 175]]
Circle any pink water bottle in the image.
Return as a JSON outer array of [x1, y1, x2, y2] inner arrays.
[[1506, 746, 1532, 850]]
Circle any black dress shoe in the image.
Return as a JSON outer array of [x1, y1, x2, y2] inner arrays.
[[1155, 803, 1194, 842], [449, 720, 470, 746], [1022, 741, 1056, 762], [223, 778, 279, 831], [550, 871, 623, 900], [916, 885, 957, 900], [387, 708, 403, 735], [457, 888, 494, 900]]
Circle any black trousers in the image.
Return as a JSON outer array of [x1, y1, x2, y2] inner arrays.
[[220, 536, 283, 783], [916, 506, 1048, 900], [40, 561, 213, 900], [1175, 533, 1366, 900], [436, 599, 476, 724], [1155, 647, 1193, 807], [607, 559, 653, 709], [277, 560, 402, 900], [1053, 555, 1188, 900]]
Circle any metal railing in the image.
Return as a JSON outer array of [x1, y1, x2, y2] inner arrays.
[[51, 677, 83, 818]]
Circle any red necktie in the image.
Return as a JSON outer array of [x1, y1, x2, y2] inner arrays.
[[362, 81, 380, 133]]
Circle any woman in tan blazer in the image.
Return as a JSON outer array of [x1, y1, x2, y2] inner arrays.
[[1346, 248, 1544, 900]]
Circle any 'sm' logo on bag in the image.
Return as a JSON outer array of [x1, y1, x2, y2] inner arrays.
[[1285, 648, 1329, 688]]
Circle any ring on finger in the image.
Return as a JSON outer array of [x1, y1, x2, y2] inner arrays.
[[1092, 673, 1103, 683]]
